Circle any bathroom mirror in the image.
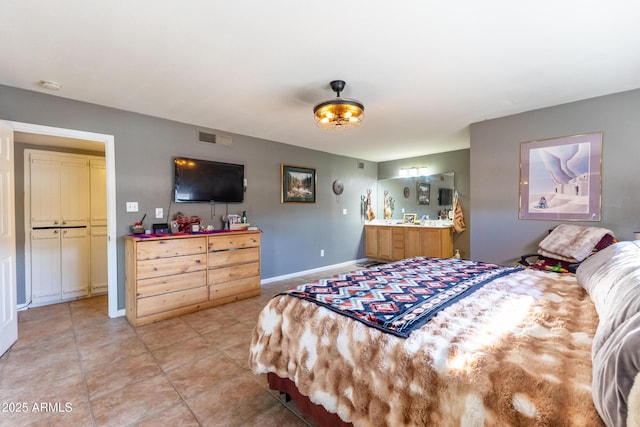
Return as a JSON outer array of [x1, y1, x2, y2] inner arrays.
[[377, 173, 454, 221]]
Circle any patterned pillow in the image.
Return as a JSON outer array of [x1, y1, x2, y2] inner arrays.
[[517, 255, 578, 273], [517, 234, 618, 273]]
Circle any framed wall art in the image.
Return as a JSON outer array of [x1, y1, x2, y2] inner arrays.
[[281, 164, 316, 203], [519, 132, 602, 221], [416, 181, 430, 205]]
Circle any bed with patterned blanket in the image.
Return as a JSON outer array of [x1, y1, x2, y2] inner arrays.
[[249, 242, 640, 426]]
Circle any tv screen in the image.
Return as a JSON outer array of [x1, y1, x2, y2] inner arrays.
[[174, 157, 244, 203], [438, 188, 453, 206]]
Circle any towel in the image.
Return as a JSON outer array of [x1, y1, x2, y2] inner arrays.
[[452, 192, 466, 233], [538, 224, 614, 263]]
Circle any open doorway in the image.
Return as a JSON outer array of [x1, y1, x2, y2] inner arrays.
[[5, 120, 119, 319]]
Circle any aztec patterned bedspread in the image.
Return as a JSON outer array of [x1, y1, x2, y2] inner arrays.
[[250, 257, 604, 426], [282, 257, 521, 338]]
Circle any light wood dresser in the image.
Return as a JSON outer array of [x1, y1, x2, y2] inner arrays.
[[125, 230, 260, 326]]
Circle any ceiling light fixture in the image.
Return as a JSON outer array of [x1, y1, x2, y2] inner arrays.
[[313, 80, 364, 130]]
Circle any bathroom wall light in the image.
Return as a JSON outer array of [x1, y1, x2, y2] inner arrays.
[[399, 166, 429, 177]]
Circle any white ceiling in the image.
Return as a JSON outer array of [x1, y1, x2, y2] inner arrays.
[[2, 1, 640, 162]]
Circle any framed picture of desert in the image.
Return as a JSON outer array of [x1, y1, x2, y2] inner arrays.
[[281, 164, 316, 203], [416, 181, 430, 205], [519, 132, 602, 221]]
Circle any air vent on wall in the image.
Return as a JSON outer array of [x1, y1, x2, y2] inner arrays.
[[198, 131, 233, 147], [199, 131, 216, 144]]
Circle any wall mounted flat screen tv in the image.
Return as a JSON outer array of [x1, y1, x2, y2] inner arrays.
[[174, 157, 244, 203], [438, 188, 453, 206]]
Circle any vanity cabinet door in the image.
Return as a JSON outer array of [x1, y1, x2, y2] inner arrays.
[[419, 228, 453, 258], [365, 226, 392, 260], [404, 228, 421, 258], [377, 227, 392, 260], [420, 228, 441, 257], [365, 226, 378, 258]]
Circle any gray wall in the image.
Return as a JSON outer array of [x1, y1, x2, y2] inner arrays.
[[469, 89, 640, 265], [0, 85, 377, 309], [377, 149, 470, 258]]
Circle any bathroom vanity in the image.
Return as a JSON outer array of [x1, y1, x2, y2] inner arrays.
[[365, 222, 453, 261]]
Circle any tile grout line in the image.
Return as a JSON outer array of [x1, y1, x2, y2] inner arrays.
[[68, 301, 98, 427], [129, 316, 204, 426]]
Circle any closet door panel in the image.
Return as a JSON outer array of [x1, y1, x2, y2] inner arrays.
[[60, 159, 89, 227], [90, 226, 108, 295], [61, 227, 89, 298], [90, 159, 107, 226], [31, 229, 62, 304], [30, 157, 61, 228]]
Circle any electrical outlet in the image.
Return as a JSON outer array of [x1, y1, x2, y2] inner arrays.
[[320, 249, 325, 257], [126, 202, 138, 212], [342, 208, 347, 215], [155, 208, 163, 218]]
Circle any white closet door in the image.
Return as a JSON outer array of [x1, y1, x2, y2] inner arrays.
[[90, 226, 108, 295], [90, 159, 107, 226], [60, 159, 89, 227], [30, 157, 61, 228], [61, 227, 89, 298], [31, 229, 62, 305]]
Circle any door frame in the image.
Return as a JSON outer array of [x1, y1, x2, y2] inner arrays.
[[5, 120, 121, 318]]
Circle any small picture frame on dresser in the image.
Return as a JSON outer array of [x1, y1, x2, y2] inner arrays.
[[403, 213, 417, 224]]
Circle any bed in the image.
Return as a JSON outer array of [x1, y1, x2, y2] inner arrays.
[[249, 232, 640, 426]]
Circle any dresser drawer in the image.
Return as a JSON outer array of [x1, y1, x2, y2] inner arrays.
[[137, 286, 208, 318], [209, 276, 260, 300], [208, 233, 259, 251], [137, 237, 206, 260], [136, 270, 207, 298], [208, 247, 259, 268], [208, 262, 260, 285], [136, 253, 206, 280]]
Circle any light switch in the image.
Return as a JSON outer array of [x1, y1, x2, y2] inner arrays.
[[155, 208, 164, 218], [126, 202, 138, 212]]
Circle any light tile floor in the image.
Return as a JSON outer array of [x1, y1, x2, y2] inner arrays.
[[0, 263, 361, 426]]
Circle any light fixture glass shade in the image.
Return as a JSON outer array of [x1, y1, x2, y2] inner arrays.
[[313, 80, 364, 130]]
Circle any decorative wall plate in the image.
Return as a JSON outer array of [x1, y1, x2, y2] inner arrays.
[[403, 186, 410, 198], [332, 180, 344, 195]]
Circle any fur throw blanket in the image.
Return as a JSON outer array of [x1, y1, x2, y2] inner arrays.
[[250, 269, 603, 426], [538, 224, 613, 263]]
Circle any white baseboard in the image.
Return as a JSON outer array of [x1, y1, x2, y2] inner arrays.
[[261, 258, 369, 285]]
